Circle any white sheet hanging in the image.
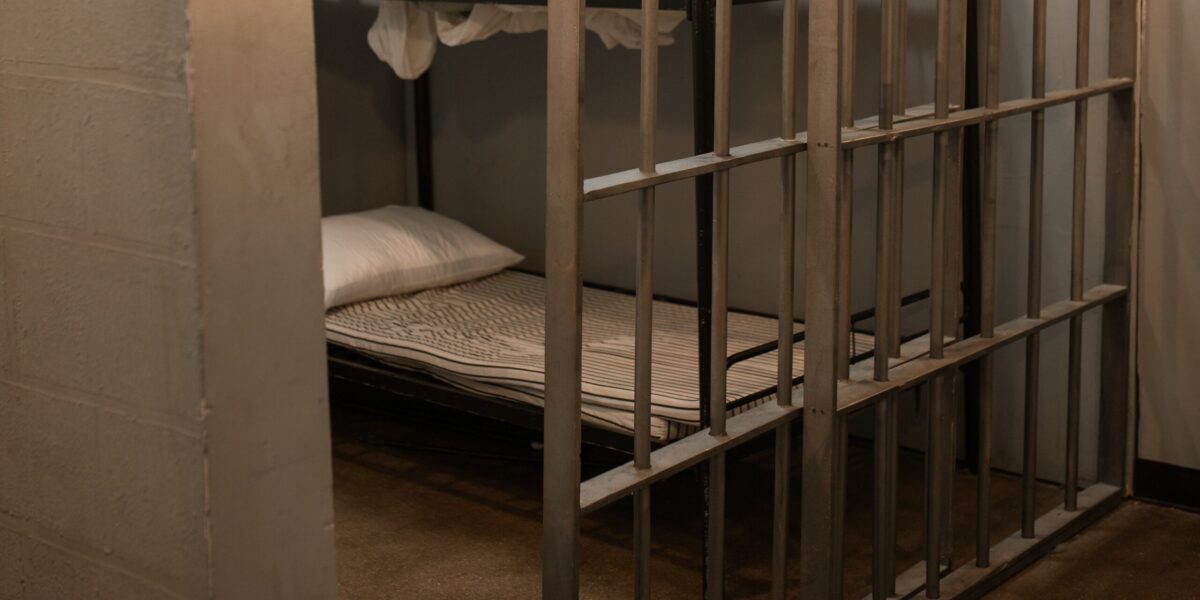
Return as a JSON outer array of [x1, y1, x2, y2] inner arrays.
[[368, 0, 687, 80]]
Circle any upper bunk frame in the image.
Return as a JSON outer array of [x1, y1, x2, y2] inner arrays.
[[543, 0, 1141, 599]]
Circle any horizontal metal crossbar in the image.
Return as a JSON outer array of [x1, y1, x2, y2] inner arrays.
[[579, 283, 1126, 514], [582, 78, 1132, 202], [879, 482, 1122, 600]]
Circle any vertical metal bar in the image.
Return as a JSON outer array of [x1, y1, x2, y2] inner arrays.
[[800, 0, 845, 597], [688, 1, 716, 593], [633, 1, 659, 596], [837, 0, 857, 379], [778, 0, 799, 411], [706, 0, 733, 596], [709, 0, 732, 441], [771, 2, 799, 597], [1022, 0, 1047, 540], [960, 0, 984, 476], [1066, 0, 1092, 513], [771, 425, 791, 600], [892, 0, 905, 585], [888, 0, 908, 358], [543, 0, 585, 595], [941, 4, 969, 568], [926, 2, 951, 594], [1098, 0, 1139, 493], [690, 0, 716, 428], [873, 0, 899, 595], [926, 373, 948, 598], [976, 0, 1001, 570]]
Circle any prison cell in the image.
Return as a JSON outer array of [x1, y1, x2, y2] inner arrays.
[[543, 0, 1141, 597]]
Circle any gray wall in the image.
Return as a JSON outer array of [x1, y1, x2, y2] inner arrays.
[[1138, 1, 1200, 471], [316, 2, 1115, 477], [0, 0, 336, 597]]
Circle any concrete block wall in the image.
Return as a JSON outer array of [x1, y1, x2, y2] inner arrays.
[[0, 0, 336, 597]]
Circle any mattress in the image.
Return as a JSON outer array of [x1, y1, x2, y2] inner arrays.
[[326, 271, 875, 440]]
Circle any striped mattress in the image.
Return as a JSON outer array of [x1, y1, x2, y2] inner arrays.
[[326, 271, 875, 440]]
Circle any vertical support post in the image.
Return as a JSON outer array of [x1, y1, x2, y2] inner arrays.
[[633, 0, 659, 596], [690, 0, 716, 433], [1065, 0, 1092, 513], [801, 0, 846, 597], [1099, 0, 1139, 492], [706, 0, 733, 596], [771, 0, 799, 597], [543, 0, 585, 596], [1022, 0, 1047, 539], [976, 0, 1001, 569]]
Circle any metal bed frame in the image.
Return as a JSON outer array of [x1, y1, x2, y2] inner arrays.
[[543, 0, 1141, 599]]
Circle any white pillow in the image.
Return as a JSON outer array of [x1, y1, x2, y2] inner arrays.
[[322, 205, 524, 309]]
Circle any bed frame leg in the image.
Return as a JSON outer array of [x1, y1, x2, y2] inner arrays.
[[413, 70, 434, 211]]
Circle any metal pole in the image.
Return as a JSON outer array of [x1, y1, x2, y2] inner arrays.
[[1098, 0, 1139, 493], [926, 3, 951, 593], [706, 0, 733, 595], [837, 0, 857, 379], [801, 0, 845, 597], [888, 0, 908, 359], [1022, 0, 1047, 540], [770, 1, 799, 597], [543, 0, 585, 595], [873, 0, 899, 595], [1066, 0, 1092, 513], [977, 0, 1001, 569]]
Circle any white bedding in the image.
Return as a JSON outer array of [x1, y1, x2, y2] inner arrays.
[[327, 271, 877, 440], [368, 0, 687, 79]]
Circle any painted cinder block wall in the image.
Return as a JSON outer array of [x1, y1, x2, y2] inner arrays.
[[0, 0, 337, 598]]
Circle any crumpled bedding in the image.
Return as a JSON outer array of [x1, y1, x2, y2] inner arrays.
[[368, 0, 687, 79]]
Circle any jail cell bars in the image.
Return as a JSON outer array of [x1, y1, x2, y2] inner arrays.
[[544, 0, 1141, 598]]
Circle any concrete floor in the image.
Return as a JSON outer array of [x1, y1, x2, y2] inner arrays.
[[331, 403, 1200, 599]]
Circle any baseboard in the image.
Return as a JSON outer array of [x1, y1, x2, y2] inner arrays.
[[1134, 458, 1200, 513]]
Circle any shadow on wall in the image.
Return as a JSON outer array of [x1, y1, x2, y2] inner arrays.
[[315, 0, 409, 216]]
